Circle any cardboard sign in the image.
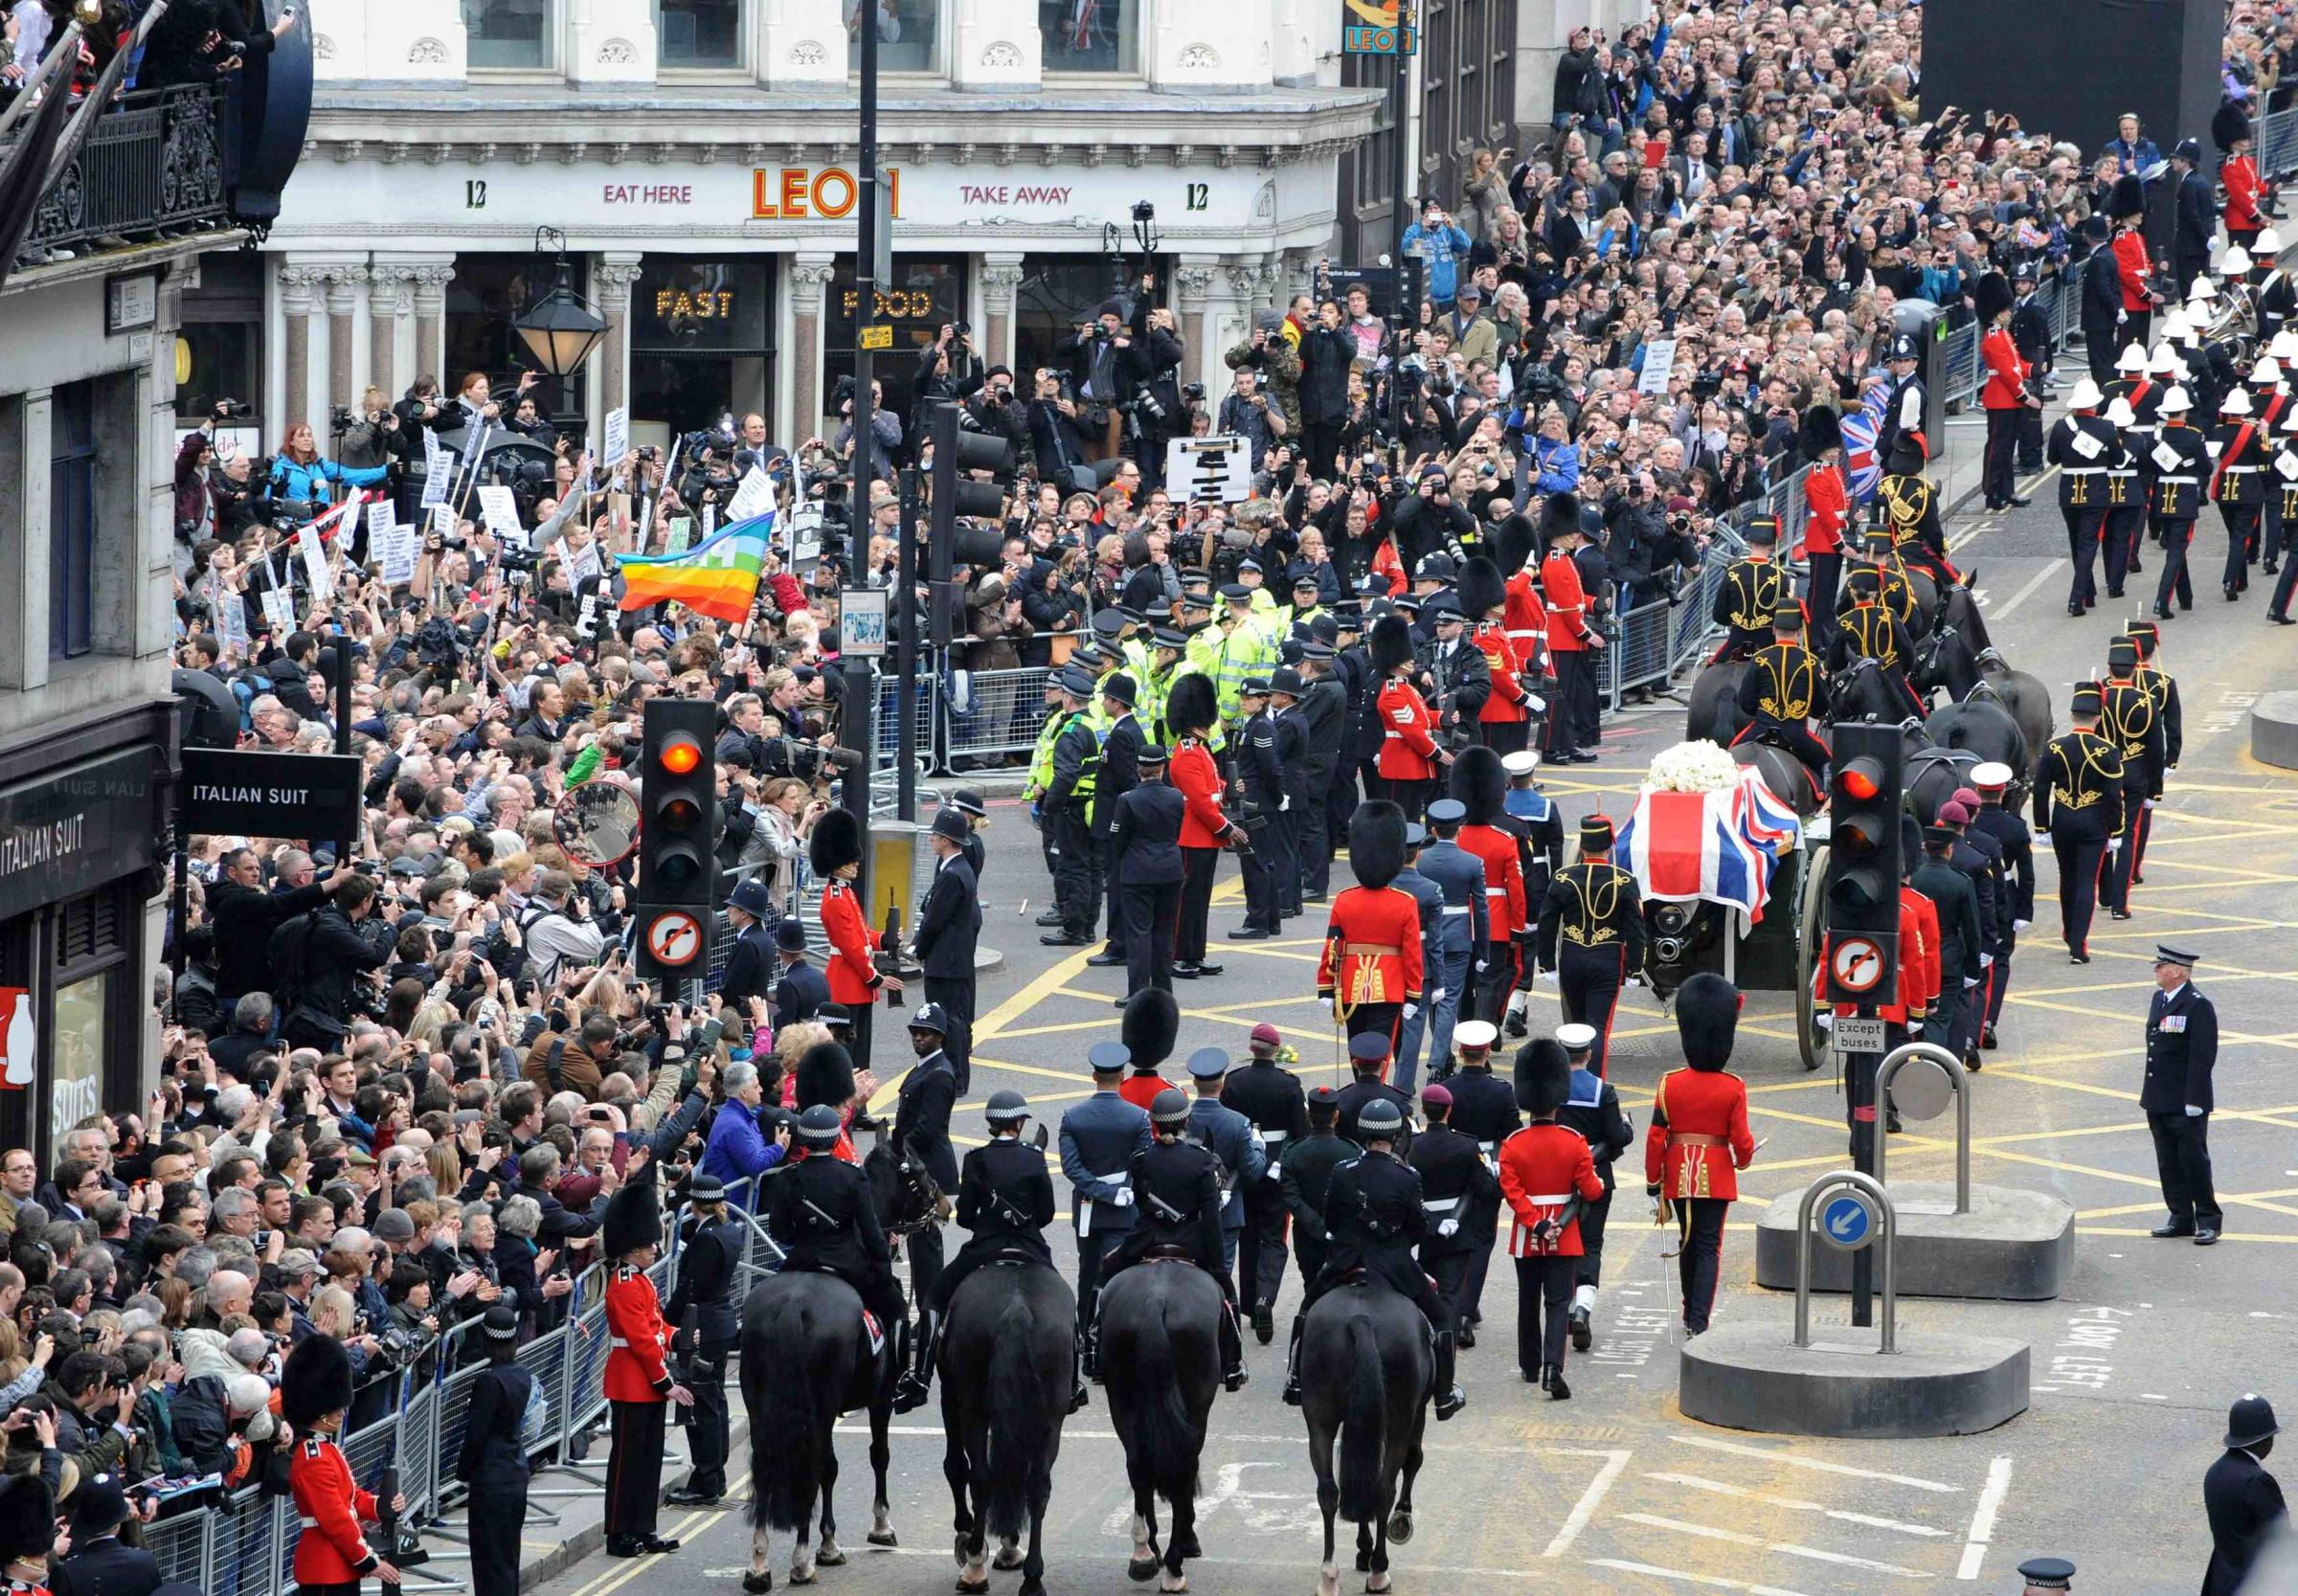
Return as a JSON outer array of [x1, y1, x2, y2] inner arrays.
[[476, 485, 523, 536], [665, 515, 693, 554], [841, 587, 888, 657], [421, 449, 457, 507], [1638, 338, 1678, 395], [214, 590, 250, 658], [364, 499, 396, 549], [602, 406, 628, 465], [376, 521, 417, 587], [295, 524, 333, 601], [726, 463, 776, 525], [259, 586, 298, 635]]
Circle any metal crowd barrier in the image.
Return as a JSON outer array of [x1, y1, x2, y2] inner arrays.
[[942, 664, 1056, 765], [2261, 104, 2298, 181]]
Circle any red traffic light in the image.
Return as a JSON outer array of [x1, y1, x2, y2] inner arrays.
[[1836, 757, 1883, 801], [660, 736, 702, 776]]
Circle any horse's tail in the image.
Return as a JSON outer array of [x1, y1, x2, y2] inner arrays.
[[1127, 1287, 1204, 1506], [750, 1294, 833, 1534], [1336, 1313, 1387, 1523], [981, 1294, 1055, 1543]]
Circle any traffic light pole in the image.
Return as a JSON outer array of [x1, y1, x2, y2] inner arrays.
[[837, 0, 881, 844], [1850, 1019, 1878, 1328]]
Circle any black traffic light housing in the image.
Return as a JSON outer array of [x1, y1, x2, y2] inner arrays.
[[635, 697, 718, 982], [929, 402, 1015, 646], [1823, 721, 1904, 1006]]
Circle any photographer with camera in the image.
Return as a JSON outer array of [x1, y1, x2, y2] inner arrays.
[[1025, 368, 1093, 480], [1223, 314, 1303, 439], [1125, 290, 1188, 488], [963, 365, 1033, 469], [913, 323, 985, 442], [335, 386, 404, 478], [1217, 367, 1288, 466]]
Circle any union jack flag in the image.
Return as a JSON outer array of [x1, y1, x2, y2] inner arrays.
[[1839, 405, 1881, 506], [1612, 769, 1803, 926]]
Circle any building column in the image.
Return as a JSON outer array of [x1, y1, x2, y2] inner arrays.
[[323, 265, 365, 408], [980, 254, 1025, 376], [950, 0, 1040, 89], [788, 254, 836, 433], [370, 260, 417, 400], [1205, 257, 1254, 387], [279, 264, 323, 427], [413, 263, 453, 387], [594, 254, 643, 435], [1175, 257, 1220, 393]]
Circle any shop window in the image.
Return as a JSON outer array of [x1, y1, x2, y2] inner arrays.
[[1039, 0, 1136, 73], [48, 969, 108, 1150], [444, 252, 583, 418], [464, 0, 552, 67], [176, 252, 262, 427], [657, 0, 739, 65], [631, 256, 777, 440], [49, 381, 95, 662], [821, 255, 964, 436], [1014, 255, 1157, 389], [845, 0, 937, 74]]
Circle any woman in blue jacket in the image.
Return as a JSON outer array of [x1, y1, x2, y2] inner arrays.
[[268, 420, 390, 508]]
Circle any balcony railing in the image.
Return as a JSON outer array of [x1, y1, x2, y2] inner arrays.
[[20, 80, 232, 259]]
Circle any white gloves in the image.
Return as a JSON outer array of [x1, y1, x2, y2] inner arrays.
[[1963, 977, 1980, 988], [1110, 1187, 1136, 1207], [2184, 1104, 2205, 1118], [2107, 839, 2123, 854], [1980, 953, 1994, 968], [1404, 1003, 1420, 1021], [1437, 1218, 1460, 1238], [1542, 970, 1561, 985], [1429, 989, 1446, 1005], [2013, 919, 2031, 932]]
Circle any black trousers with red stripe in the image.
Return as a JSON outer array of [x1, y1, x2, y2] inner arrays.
[[606, 1397, 667, 1542], [1558, 942, 1628, 1077], [1674, 1198, 1730, 1334], [2050, 827, 2108, 957]]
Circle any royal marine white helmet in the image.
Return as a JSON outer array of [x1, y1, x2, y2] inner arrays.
[[2115, 342, 2150, 373], [2106, 396, 2138, 427], [2160, 385, 2194, 414], [2222, 385, 2254, 416], [2253, 355, 2285, 386], [2160, 307, 2193, 341], [2188, 275, 2219, 304], [2219, 243, 2254, 278], [2282, 400, 2298, 432], [2257, 228, 2285, 257], [2274, 328, 2298, 362], [2066, 376, 2106, 411], [2149, 342, 2183, 375]]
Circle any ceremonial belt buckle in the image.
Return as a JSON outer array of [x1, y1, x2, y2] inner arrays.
[[1669, 1132, 1728, 1148], [1342, 943, 1405, 957]]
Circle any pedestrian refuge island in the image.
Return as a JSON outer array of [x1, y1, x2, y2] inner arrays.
[[1752, 1042, 2077, 1298], [1680, 1169, 2032, 1437]]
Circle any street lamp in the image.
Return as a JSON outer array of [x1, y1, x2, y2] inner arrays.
[[511, 226, 607, 379]]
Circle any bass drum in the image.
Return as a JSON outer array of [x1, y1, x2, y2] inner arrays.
[[1794, 836, 1831, 1073]]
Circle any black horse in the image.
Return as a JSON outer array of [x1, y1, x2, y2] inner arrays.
[[1301, 1285, 1431, 1596], [1925, 692, 2030, 796], [1828, 657, 1922, 726], [1100, 1262, 1224, 1593], [942, 1260, 1076, 1596], [1684, 658, 1752, 747], [739, 1270, 895, 1591]]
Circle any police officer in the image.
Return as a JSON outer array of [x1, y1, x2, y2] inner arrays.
[[1101, 1089, 1250, 1389], [1709, 515, 1791, 662], [2143, 944, 2222, 1245], [1060, 1040, 1152, 1372], [1441, 1021, 1518, 1339], [1091, 674, 1146, 969], [899, 1090, 1064, 1410], [1410, 1082, 1499, 1344], [1269, 667, 1313, 921], [1415, 799, 1487, 1082], [891, 1002, 961, 1310], [913, 811, 982, 1090], [771, 918, 830, 1032], [455, 1307, 534, 1596], [767, 1103, 905, 1362], [2033, 686, 2126, 964], [1221, 1023, 1308, 1342], [1334, 1031, 1413, 1150], [1535, 817, 1646, 1078], [1043, 670, 1104, 947], [663, 1173, 745, 1507], [2202, 1392, 2284, 1593], [1280, 1086, 1352, 1293], [1878, 330, 1927, 466], [716, 877, 777, 1011], [1183, 1047, 1267, 1277], [1231, 678, 1286, 938], [1283, 1097, 1466, 1420], [1551, 1023, 1633, 1350]]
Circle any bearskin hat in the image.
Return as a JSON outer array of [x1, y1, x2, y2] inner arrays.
[[281, 1329, 354, 1430], [795, 1039, 856, 1113], [1455, 555, 1507, 620], [1164, 670, 1218, 736], [1451, 744, 1507, 826], [0, 1476, 54, 1565], [1498, 512, 1541, 574], [1368, 613, 1417, 674], [1348, 799, 1408, 890], [1121, 987, 1180, 1073], [1798, 404, 1842, 459], [2215, 101, 2253, 152], [2111, 173, 2148, 221], [601, 1150, 663, 1257], [1539, 490, 1583, 544], [807, 804, 865, 877], [1676, 971, 1740, 1072], [1513, 1038, 1572, 1116], [1972, 270, 2016, 324]]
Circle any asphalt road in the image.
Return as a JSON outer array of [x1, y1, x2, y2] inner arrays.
[[535, 428, 2298, 1596]]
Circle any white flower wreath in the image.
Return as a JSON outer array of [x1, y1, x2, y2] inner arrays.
[[1645, 740, 1744, 795]]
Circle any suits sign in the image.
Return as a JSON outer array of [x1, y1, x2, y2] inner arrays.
[[180, 749, 366, 841]]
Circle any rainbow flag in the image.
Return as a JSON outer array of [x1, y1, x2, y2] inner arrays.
[[618, 511, 772, 623]]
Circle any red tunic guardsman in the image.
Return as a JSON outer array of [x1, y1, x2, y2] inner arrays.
[[811, 807, 895, 1075], [1976, 271, 2034, 511], [1458, 556, 1532, 755], [283, 1332, 399, 1596], [1538, 493, 1597, 763], [1797, 408, 1849, 657], [1450, 746, 1527, 1011], [2218, 102, 2265, 245], [1116, 987, 1180, 1112], [1642, 974, 1756, 1337], [1165, 671, 1241, 978], [601, 1155, 693, 1559], [1368, 614, 1439, 817], [0, 1475, 56, 1596], [1496, 1039, 1606, 1398], [1317, 801, 1424, 1060]]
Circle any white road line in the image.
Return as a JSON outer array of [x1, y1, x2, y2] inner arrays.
[[1643, 1472, 1950, 1537], [849, 1546, 1553, 1579], [1586, 1558, 1820, 1596], [1956, 1456, 2016, 1581], [1543, 1449, 1631, 1559], [1989, 559, 2065, 621], [1667, 1433, 1962, 1492], [1617, 1516, 1930, 1578]]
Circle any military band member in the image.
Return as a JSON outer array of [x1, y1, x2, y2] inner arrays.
[[2270, 400, 2298, 622], [1440, 1021, 1519, 1337], [1498, 1039, 1606, 1397], [1733, 603, 1831, 796], [600, 1158, 692, 1557], [1059, 1039, 1152, 1372], [2208, 384, 2269, 601], [1318, 802, 1425, 1058], [1410, 1082, 1500, 1346], [1967, 762, 2036, 1050], [1829, 567, 1925, 721], [1535, 816, 1646, 1078], [2150, 386, 2209, 619], [1643, 975, 1757, 1337], [2143, 944, 2221, 1245], [2032, 684, 2126, 964], [1223, 1023, 1309, 1342], [2103, 394, 2148, 596], [1552, 1023, 1633, 1351], [2048, 378, 2119, 614], [1710, 514, 1791, 662], [1116, 988, 1180, 1111], [2101, 637, 2165, 921]]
